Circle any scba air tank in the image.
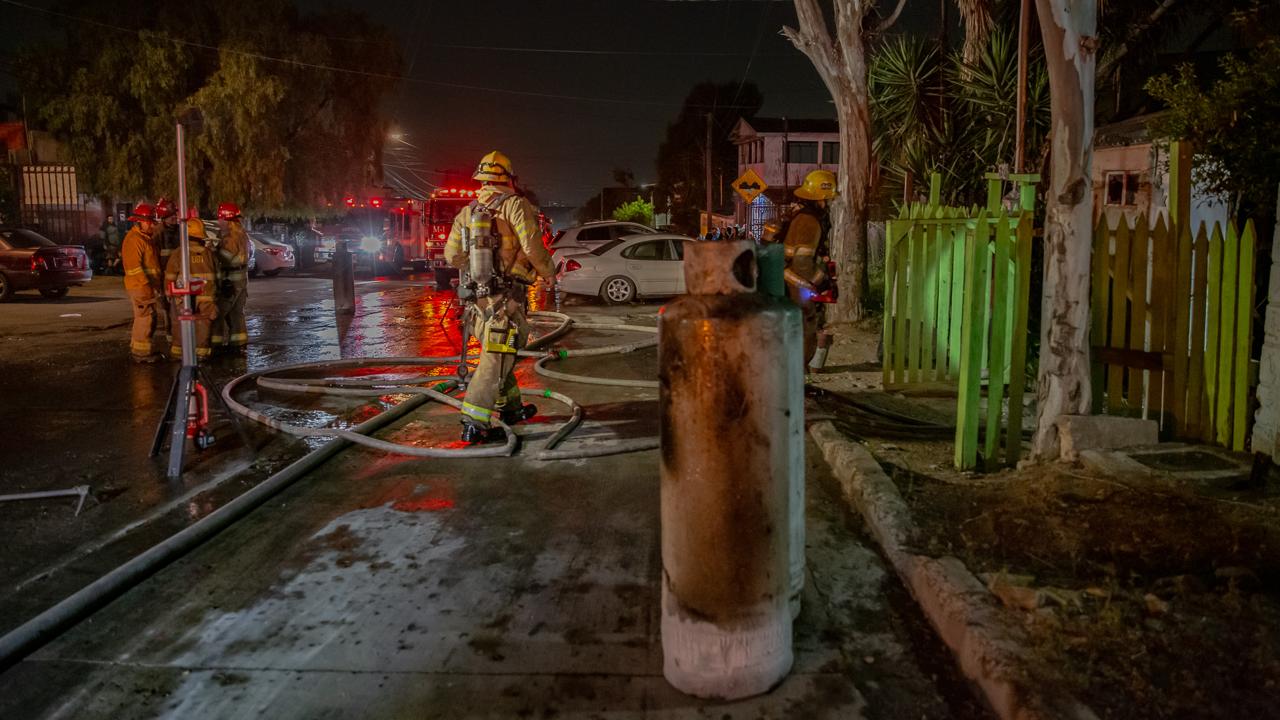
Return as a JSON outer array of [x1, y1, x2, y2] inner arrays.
[[466, 211, 495, 291], [658, 239, 804, 700]]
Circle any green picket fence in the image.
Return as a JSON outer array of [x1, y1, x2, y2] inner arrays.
[[883, 209, 1034, 470], [1090, 215, 1258, 449]]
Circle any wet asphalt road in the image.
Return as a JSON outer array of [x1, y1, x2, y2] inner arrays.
[[0, 272, 985, 718]]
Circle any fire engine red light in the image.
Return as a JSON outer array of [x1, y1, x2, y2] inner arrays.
[[466, 191, 475, 197], [344, 196, 355, 207], [370, 197, 383, 208]]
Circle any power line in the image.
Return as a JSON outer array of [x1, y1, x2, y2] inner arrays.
[[416, 41, 796, 58], [0, 0, 770, 110]]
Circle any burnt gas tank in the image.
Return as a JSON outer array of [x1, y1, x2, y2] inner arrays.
[[658, 239, 804, 699]]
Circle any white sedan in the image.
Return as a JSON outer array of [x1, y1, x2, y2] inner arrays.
[[248, 233, 295, 277], [556, 233, 690, 304]]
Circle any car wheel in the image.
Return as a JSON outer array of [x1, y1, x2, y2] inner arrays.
[[0, 273, 12, 302], [39, 287, 70, 299], [600, 275, 636, 305], [263, 269, 281, 277]]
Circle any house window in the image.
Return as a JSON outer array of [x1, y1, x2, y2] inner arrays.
[[787, 141, 818, 164], [1105, 172, 1141, 206], [821, 142, 839, 164]]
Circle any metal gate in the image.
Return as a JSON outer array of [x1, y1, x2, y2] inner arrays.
[[19, 165, 92, 244], [748, 194, 778, 239]]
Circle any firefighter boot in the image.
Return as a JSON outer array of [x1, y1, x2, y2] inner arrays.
[[460, 420, 506, 445], [500, 403, 538, 425]]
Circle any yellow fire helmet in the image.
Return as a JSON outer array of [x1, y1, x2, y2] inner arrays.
[[473, 150, 515, 184], [795, 169, 838, 201], [185, 218, 206, 239]]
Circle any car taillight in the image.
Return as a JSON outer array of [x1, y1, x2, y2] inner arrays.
[[31, 256, 48, 271], [564, 259, 582, 272]]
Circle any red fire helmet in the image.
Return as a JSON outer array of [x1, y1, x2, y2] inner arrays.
[[216, 202, 241, 220], [154, 197, 176, 219], [128, 202, 156, 222]]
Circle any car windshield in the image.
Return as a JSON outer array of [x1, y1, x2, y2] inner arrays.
[[430, 198, 469, 224], [1, 229, 56, 249], [590, 239, 623, 256]]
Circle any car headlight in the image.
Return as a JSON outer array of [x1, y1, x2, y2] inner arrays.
[[359, 236, 381, 253]]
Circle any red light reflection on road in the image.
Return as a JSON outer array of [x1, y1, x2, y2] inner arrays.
[[392, 496, 455, 512]]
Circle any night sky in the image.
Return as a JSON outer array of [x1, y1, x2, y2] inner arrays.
[[4, 0, 945, 206]]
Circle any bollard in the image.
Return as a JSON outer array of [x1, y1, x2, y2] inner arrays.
[[658, 239, 803, 699], [755, 243, 786, 299], [332, 239, 355, 315]]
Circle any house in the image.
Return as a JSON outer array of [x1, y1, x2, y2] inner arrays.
[[730, 117, 839, 235], [1092, 112, 1228, 232]]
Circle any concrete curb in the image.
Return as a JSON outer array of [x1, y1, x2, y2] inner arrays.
[[809, 421, 1099, 720]]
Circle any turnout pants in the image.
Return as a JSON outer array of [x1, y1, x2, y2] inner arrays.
[[212, 280, 248, 348], [460, 293, 531, 427], [169, 298, 218, 359], [127, 288, 159, 356]]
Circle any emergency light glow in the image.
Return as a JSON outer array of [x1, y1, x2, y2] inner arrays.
[[344, 196, 355, 207], [370, 197, 383, 208]]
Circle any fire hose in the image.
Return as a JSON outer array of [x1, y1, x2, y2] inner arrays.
[[221, 311, 661, 461]]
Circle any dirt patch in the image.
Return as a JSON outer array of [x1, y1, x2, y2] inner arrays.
[[893, 459, 1280, 719]]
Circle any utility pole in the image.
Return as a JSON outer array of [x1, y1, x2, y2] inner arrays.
[[704, 112, 713, 226], [1015, 0, 1032, 172]]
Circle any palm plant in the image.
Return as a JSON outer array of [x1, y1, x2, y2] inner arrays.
[[871, 27, 1050, 210]]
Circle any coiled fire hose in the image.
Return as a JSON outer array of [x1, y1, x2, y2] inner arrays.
[[222, 311, 661, 461]]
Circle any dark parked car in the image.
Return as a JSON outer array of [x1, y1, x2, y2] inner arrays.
[[0, 227, 93, 302]]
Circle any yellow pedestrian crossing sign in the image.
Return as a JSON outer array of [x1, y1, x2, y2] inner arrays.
[[732, 168, 768, 204]]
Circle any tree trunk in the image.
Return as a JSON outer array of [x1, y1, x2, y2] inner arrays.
[[831, 86, 872, 323], [1031, 0, 1097, 459], [783, 0, 876, 323], [956, 0, 994, 67]]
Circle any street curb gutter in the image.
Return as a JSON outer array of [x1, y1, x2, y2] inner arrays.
[[809, 422, 1099, 720]]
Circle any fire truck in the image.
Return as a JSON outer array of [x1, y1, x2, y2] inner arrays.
[[421, 186, 479, 286], [315, 194, 424, 276]]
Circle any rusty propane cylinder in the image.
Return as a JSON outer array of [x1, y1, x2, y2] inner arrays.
[[658, 239, 803, 699]]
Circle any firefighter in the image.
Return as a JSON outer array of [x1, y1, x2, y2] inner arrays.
[[211, 202, 250, 352], [782, 169, 836, 365], [165, 218, 220, 360], [153, 197, 179, 342], [121, 202, 163, 362], [444, 151, 556, 444]]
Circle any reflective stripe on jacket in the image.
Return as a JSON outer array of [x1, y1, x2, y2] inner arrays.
[[121, 227, 161, 291], [782, 211, 826, 291], [217, 222, 251, 284], [165, 241, 220, 301], [444, 186, 555, 283]]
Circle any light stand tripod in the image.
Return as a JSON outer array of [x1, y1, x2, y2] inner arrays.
[[149, 119, 249, 480]]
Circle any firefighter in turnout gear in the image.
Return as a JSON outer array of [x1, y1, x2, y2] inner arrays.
[[153, 197, 179, 342], [444, 151, 557, 444], [211, 202, 250, 352], [782, 169, 836, 365], [121, 202, 163, 362], [166, 218, 220, 359]]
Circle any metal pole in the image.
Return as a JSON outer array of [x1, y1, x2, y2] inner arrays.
[[1015, 0, 1032, 173], [167, 122, 197, 480]]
